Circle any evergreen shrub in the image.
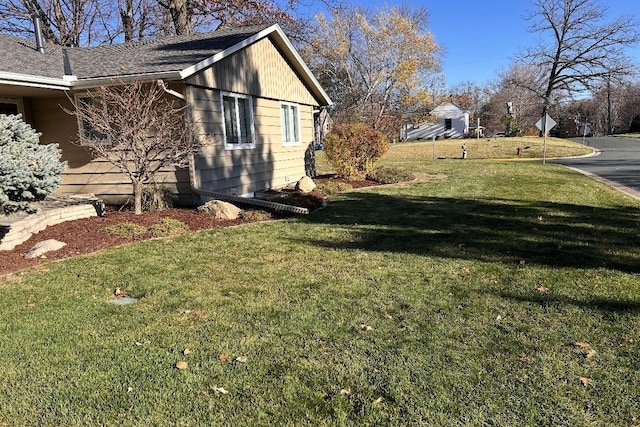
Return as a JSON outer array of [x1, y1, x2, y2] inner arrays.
[[0, 114, 66, 214]]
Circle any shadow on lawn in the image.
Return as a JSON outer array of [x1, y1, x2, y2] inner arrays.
[[300, 191, 640, 274], [496, 290, 640, 313]]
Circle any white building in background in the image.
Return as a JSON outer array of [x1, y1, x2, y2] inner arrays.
[[402, 102, 470, 140]]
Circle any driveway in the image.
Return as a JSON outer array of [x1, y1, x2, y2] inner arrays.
[[552, 136, 640, 200]]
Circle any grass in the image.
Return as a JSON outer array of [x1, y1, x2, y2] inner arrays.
[[1, 139, 639, 426]]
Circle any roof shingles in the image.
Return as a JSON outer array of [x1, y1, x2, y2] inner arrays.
[[1, 25, 269, 81]]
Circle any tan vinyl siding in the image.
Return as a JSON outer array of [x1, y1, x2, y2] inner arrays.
[[29, 95, 192, 204], [186, 37, 319, 106], [189, 86, 314, 196]]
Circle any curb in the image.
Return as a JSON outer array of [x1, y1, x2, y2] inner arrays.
[[559, 165, 640, 202]]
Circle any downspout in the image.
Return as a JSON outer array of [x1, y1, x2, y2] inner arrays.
[[157, 80, 310, 215]]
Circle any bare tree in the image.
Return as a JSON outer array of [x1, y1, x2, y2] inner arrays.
[[519, 0, 639, 118], [67, 82, 196, 214], [0, 0, 161, 45], [0, 0, 102, 46]]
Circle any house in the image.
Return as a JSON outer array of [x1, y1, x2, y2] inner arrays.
[[0, 24, 332, 206], [402, 102, 469, 140]]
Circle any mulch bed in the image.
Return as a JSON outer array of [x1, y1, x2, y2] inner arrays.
[[0, 175, 378, 276]]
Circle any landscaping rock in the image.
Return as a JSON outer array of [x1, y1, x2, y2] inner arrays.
[[197, 200, 241, 220], [25, 239, 67, 259], [295, 176, 316, 193]]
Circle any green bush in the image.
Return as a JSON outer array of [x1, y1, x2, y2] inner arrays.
[[323, 123, 389, 180], [315, 181, 353, 195], [368, 166, 415, 184], [0, 114, 66, 214], [149, 218, 189, 237]]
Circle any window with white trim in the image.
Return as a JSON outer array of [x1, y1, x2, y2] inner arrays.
[[75, 94, 109, 143], [280, 102, 301, 146], [221, 92, 255, 149]]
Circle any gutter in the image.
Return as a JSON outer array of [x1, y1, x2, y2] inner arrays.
[[158, 80, 310, 215]]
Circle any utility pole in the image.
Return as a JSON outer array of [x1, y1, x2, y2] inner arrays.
[[607, 74, 612, 135]]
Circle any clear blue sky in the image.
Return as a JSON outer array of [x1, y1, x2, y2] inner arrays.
[[424, 0, 640, 88], [320, 0, 640, 89]]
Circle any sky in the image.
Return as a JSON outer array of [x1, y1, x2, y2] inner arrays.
[[336, 0, 640, 89]]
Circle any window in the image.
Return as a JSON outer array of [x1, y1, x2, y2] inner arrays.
[[0, 98, 23, 116], [444, 118, 452, 130], [75, 94, 109, 143], [281, 102, 300, 146], [221, 92, 254, 149]]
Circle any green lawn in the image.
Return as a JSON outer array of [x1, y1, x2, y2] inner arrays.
[[1, 140, 639, 426]]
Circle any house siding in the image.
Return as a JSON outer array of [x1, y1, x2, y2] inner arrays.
[[189, 87, 314, 196], [29, 95, 191, 204], [186, 37, 318, 106]]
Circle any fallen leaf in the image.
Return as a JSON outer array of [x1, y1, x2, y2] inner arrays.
[[360, 324, 373, 331], [26, 303, 36, 308], [495, 315, 503, 322], [175, 361, 188, 370], [519, 354, 532, 363], [535, 286, 549, 294], [127, 387, 133, 393], [373, 397, 384, 405], [383, 314, 393, 320], [519, 259, 526, 265], [183, 348, 192, 355], [574, 341, 591, 349], [461, 267, 470, 274], [212, 386, 229, 395], [621, 336, 634, 346], [339, 388, 351, 395], [579, 377, 592, 387], [586, 349, 597, 361], [192, 310, 203, 317], [219, 354, 230, 362], [234, 356, 248, 363]]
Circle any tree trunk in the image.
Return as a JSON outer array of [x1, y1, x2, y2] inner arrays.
[[133, 180, 144, 215], [168, 0, 192, 35]]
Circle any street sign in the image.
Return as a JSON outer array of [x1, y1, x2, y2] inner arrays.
[[535, 113, 556, 165], [535, 114, 557, 133]]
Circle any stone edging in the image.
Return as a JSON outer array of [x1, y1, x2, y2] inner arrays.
[[0, 195, 105, 251]]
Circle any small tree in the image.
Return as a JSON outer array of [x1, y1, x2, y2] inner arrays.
[[323, 123, 388, 180], [68, 82, 196, 214], [0, 114, 66, 214]]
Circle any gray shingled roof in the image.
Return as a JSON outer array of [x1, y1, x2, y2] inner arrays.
[[0, 25, 270, 81], [0, 33, 65, 78]]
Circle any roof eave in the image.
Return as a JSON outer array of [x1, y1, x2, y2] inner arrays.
[[179, 24, 333, 107], [0, 71, 71, 91], [68, 71, 182, 90]]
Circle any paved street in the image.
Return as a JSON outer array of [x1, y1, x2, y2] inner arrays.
[[552, 136, 640, 200]]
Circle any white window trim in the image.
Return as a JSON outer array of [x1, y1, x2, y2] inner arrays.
[[0, 97, 24, 115], [74, 93, 110, 144], [220, 91, 255, 150], [280, 102, 302, 147]]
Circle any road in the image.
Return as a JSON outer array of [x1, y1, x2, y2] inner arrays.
[[552, 136, 640, 200]]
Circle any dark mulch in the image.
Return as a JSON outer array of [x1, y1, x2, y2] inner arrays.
[[0, 175, 378, 276]]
